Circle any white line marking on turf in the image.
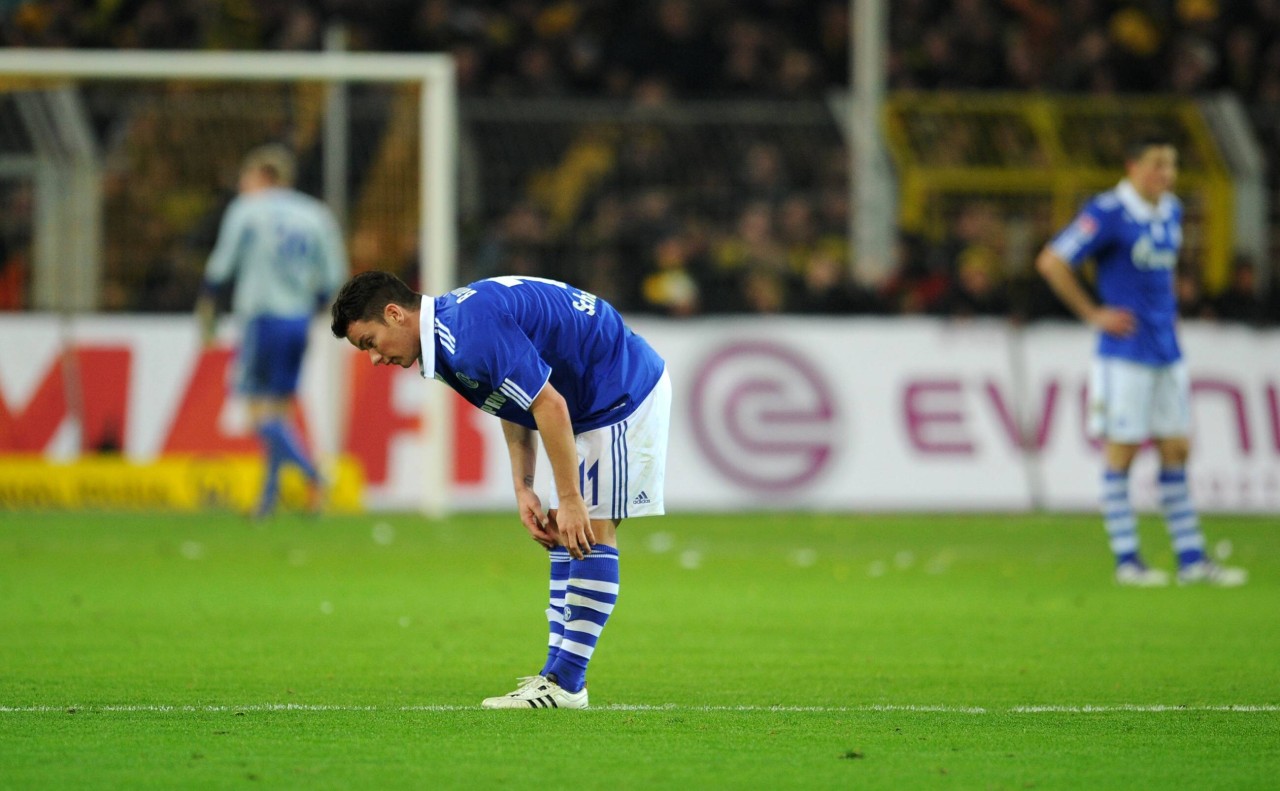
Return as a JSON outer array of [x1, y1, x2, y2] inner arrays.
[[1008, 705, 1280, 713], [2, 704, 1277, 714]]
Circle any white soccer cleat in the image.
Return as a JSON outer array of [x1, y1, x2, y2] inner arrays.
[[480, 675, 544, 708], [1115, 562, 1170, 587], [481, 675, 589, 709], [1177, 561, 1248, 587]]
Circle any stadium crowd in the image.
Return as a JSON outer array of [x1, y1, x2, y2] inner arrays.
[[1, 0, 1278, 323]]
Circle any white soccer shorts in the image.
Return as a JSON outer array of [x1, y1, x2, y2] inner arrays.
[[1088, 357, 1190, 444], [547, 369, 671, 520]]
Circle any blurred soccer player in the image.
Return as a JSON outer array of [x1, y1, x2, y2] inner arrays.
[[197, 144, 349, 519], [1036, 135, 1246, 587], [331, 271, 670, 709]]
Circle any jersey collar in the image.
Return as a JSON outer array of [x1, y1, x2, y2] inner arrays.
[[1116, 179, 1175, 223], [417, 294, 436, 380]]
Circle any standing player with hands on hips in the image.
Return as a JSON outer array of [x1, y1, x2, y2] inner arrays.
[[330, 271, 671, 708], [1036, 135, 1246, 587]]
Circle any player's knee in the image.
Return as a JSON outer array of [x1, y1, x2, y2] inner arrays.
[[1157, 437, 1190, 466], [1104, 442, 1142, 471], [591, 519, 618, 547]]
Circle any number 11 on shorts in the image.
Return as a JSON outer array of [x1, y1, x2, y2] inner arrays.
[[579, 460, 599, 506]]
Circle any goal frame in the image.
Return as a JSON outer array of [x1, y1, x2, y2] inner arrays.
[[0, 49, 457, 518]]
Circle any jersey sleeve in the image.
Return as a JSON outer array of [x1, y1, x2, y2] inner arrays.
[[454, 309, 552, 413], [1048, 203, 1110, 267], [203, 198, 249, 285]]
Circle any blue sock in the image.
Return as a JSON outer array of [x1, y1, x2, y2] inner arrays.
[[1159, 467, 1205, 567], [549, 545, 619, 694], [539, 549, 571, 677], [260, 419, 320, 482], [1102, 469, 1140, 566], [255, 423, 286, 515]]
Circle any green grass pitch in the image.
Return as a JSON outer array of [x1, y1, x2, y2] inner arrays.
[[2, 510, 1277, 789]]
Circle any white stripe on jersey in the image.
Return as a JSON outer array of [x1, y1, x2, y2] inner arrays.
[[1051, 216, 1098, 261], [435, 319, 456, 353], [499, 379, 533, 409]]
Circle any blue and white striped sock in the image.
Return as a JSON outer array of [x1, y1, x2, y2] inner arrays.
[[539, 549, 571, 677], [1102, 469, 1140, 566], [1159, 467, 1205, 567], [549, 545, 619, 694]]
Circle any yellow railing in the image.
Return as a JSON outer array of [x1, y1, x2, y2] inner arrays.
[[885, 93, 1234, 292]]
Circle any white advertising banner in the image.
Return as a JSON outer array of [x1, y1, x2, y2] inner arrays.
[[1019, 322, 1280, 513], [1, 315, 1277, 513], [640, 317, 1032, 511]]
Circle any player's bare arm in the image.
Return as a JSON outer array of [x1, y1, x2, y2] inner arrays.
[[528, 382, 594, 559], [1035, 248, 1136, 337], [500, 418, 557, 549]]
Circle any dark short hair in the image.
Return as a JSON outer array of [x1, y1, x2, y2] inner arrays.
[[1124, 134, 1176, 163], [330, 271, 420, 338]]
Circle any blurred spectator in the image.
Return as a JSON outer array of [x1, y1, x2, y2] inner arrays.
[[739, 267, 788, 314], [712, 201, 790, 290], [879, 234, 950, 315], [941, 202, 1006, 278], [1218, 25, 1262, 96], [1176, 265, 1215, 320], [636, 0, 716, 99], [777, 195, 819, 275], [790, 248, 881, 315], [717, 16, 769, 98], [1211, 256, 1269, 326], [0, 245, 26, 310], [638, 229, 701, 317], [736, 142, 790, 206], [472, 201, 552, 280], [942, 258, 1011, 318], [0, 183, 32, 311]]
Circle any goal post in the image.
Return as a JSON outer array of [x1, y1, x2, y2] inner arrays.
[[0, 49, 457, 518]]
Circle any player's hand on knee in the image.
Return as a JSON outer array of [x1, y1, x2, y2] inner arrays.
[[532, 509, 563, 550], [516, 491, 556, 548], [556, 495, 594, 559]]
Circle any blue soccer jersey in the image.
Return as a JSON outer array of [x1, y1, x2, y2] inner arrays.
[[418, 276, 666, 432], [1048, 180, 1183, 365]]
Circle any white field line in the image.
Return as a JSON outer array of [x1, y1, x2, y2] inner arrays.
[[1, 703, 1277, 714]]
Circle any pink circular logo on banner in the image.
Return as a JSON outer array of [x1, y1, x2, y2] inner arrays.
[[690, 341, 838, 491]]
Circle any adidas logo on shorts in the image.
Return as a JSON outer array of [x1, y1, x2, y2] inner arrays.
[[632, 491, 650, 505]]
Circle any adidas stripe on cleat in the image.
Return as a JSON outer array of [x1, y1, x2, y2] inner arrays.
[[481, 676, 589, 709], [1177, 560, 1247, 587], [1115, 561, 1170, 587]]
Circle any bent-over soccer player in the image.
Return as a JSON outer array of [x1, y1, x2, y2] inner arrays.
[[330, 271, 671, 708]]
